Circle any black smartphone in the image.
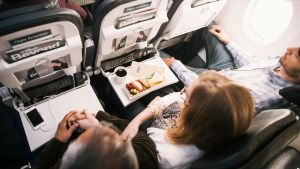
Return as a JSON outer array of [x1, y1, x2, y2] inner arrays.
[[25, 109, 45, 130]]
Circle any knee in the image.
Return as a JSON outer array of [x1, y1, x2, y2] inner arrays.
[[200, 27, 214, 40]]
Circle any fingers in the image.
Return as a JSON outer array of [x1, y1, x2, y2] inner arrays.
[[77, 117, 99, 130], [121, 125, 138, 141], [210, 25, 222, 31], [68, 122, 79, 134], [127, 134, 133, 141], [77, 119, 88, 127], [209, 25, 222, 34], [162, 57, 176, 67], [121, 131, 131, 141], [83, 111, 93, 119], [73, 112, 86, 121], [60, 111, 78, 128], [121, 127, 129, 140], [209, 28, 219, 36], [120, 133, 128, 141], [67, 113, 77, 128], [63, 111, 77, 122], [67, 111, 86, 127]]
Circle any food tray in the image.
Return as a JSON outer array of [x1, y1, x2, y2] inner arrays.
[[123, 79, 165, 99]]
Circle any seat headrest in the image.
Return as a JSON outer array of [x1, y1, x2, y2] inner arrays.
[[279, 85, 300, 106], [0, 8, 83, 37], [0, 0, 58, 20], [191, 109, 297, 169]]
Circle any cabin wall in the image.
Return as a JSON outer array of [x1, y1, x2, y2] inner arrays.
[[214, 0, 300, 58]]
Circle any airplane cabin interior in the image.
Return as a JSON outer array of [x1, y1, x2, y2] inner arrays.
[[0, 0, 299, 169]]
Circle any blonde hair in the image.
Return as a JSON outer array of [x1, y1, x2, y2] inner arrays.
[[166, 71, 254, 152]]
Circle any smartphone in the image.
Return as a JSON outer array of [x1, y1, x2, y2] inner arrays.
[[25, 109, 45, 130]]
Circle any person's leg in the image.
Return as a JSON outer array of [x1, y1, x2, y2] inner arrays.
[[200, 28, 235, 70], [161, 52, 209, 74], [180, 29, 206, 64], [171, 27, 235, 71]]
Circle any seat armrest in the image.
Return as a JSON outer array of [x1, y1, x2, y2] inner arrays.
[[263, 147, 300, 169]]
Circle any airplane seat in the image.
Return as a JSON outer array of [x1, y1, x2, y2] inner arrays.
[[0, 7, 83, 106], [153, 0, 228, 50], [91, 0, 169, 74], [190, 109, 300, 169], [0, 7, 104, 152], [150, 0, 185, 49]]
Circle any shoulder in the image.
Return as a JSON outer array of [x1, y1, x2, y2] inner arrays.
[[131, 131, 159, 169]]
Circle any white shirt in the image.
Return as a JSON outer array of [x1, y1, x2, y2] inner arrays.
[[147, 127, 203, 169]]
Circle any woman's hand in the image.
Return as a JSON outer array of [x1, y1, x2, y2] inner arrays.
[[209, 25, 231, 45], [121, 119, 142, 141]]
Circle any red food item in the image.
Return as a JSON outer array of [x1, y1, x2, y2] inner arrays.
[[130, 80, 144, 92], [126, 83, 132, 90]]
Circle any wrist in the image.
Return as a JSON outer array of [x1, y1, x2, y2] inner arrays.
[[170, 60, 179, 70], [133, 117, 142, 126], [55, 135, 68, 143], [92, 119, 100, 127]]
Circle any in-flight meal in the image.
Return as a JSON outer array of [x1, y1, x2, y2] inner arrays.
[[126, 71, 164, 96]]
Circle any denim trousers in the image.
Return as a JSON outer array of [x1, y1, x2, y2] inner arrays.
[[161, 27, 235, 74]]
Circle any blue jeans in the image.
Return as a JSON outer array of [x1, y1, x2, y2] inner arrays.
[[163, 27, 235, 74]]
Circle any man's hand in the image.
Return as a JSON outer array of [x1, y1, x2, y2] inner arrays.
[[209, 25, 231, 45], [163, 57, 176, 68], [55, 111, 79, 143]]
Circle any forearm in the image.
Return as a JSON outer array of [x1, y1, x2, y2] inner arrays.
[[33, 138, 68, 169], [131, 106, 154, 127], [171, 60, 198, 86], [226, 41, 256, 67]]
